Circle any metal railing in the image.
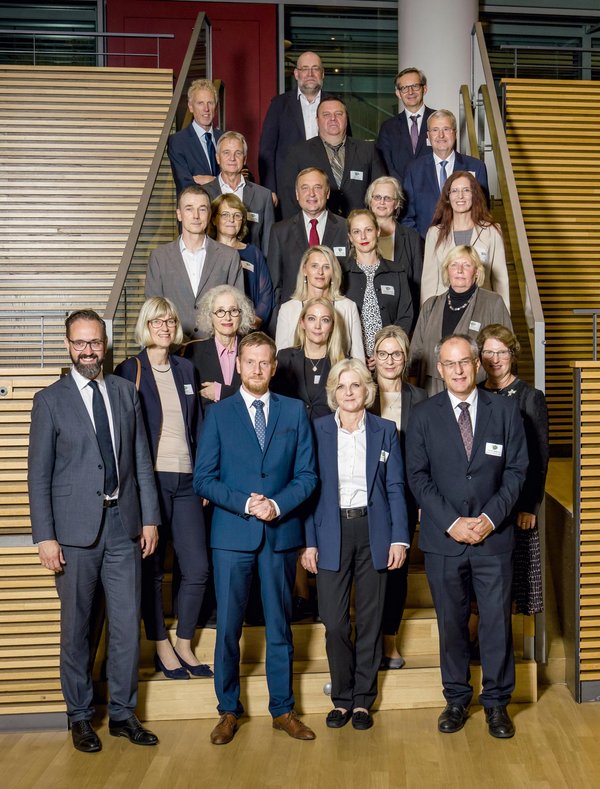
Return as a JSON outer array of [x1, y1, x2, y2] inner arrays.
[[0, 311, 68, 367], [498, 44, 599, 80]]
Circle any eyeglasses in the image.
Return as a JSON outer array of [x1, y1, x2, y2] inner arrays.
[[439, 358, 476, 370], [213, 308, 241, 318], [297, 66, 322, 74], [376, 350, 404, 362], [218, 211, 243, 221], [449, 187, 472, 196], [397, 83, 423, 94], [68, 338, 105, 351], [481, 349, 512, 359], [429, 126, 454, 135], [371, 194, 397, 204], [149, 318, 177, 329]]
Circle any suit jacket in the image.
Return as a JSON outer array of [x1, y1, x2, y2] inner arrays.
[[203, 179, 275, 256], [28, 373, 160, 547], [305, 412, 409, 571], [406, 388, 528, 556], [408, 287, 512, 396], [272, 347, 331, 422], [402, 152, 489, 239], [167, 124, 223, 194], [392, 221, 424, 327], [267, 210, 349, 307], [194, 390, 317, 552], [376, 106, 435, 182], [259, 89, 312, 196], [145, 236, 243, 339], [180, 337, 241, 414], [114, 350, 201, 464], [279, 136, 387, 219]]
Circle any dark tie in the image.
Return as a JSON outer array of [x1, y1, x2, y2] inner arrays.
[[308, 218, 320, 246], [329, 144, 344, 188], [205, 131, 218, 177], [410, 114, 419, 153], [89, 380, 118, 495], [439, 160, 448, 190], [457, 402, 473, 460], [252, 399, 266, 451]]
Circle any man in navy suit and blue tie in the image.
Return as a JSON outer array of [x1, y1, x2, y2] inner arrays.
[[194, 332, 318, 745], [402, 109, 489, 238], [406, 334, 528, 740]]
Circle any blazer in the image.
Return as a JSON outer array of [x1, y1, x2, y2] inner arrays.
[[305, 411, 409, 571], [408, 287, 512, 396], [267, 210, 349, 307], [180, 337, 241, 414], [114, 350, 201, 465], [194, 390, 317, 552], [203, 178, 275, 256], [28, 373, 160, 547], [402, 153, 489, 239], [342, 257, 414, 337], [376, 106, 435, 182], [422, 224, 509, 309], [406, 388, 528, 556], [391, 221, 424, 326], [272, 347, 332, 422], [279, 135, 387, 219], [167, 124, 223, 194], [145, 236, 243, 339]]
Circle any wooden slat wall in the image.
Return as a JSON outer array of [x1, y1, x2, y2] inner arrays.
[[503, 79, 600, 450], [0, 65, 174, 367]]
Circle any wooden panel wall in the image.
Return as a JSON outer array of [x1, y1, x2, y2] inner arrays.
[[503, 79, 600, 450]]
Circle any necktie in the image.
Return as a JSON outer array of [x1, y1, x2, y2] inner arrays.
[[439, 160, 448, 190], [308, 218, 320, 246], [89, 380, 118, 495], [457, 402, 473, 460], [205, 131, 218, 177], [252, 399, 266, 451], [329, 144, 344, 188], [356, 262, 383, 357], [410, 114, 419, 153]]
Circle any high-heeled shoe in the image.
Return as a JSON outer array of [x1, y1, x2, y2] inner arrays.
[[173, 648, 214, 678], [154, 652, 189, 680]]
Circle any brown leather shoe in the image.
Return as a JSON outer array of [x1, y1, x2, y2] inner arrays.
[[272, 710, 316, 740], [210, 713, 238, 745]]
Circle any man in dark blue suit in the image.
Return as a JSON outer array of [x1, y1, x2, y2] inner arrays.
[[194, 332, 318, 745], [376, 67, 435, 182], [407, 334, 527, 740], [402, 109, 489, 238], [168, 79, 222, 194]]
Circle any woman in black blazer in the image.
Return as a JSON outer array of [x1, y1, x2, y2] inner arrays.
[[115, 296, 211, 680]]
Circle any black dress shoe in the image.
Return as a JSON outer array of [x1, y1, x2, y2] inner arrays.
[[71, 720, 101, 753], [326, 708, 352, 729], [485, 705, 515, 739], [109, 714, 159, 746], [352, 710, 373, 730], [173, 649, 213, 678], [437, 703, 469, 733], [154, 652, 189, 680]]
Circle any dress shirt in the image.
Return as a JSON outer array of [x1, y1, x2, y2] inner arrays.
[[192, 120, 216, 166], [335, 410, 368, 508], [179, 235, 206, 295], [218, 173, 245, 199], [433, 151, 456, 175], [302, 210, 327, 243], [239, 386, 280, 516], [404, 105, 425, 134], [298, 89, 321, 139], [213, 336, 237, 401]]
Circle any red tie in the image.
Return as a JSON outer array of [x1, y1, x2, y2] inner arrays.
[[308, 219, 320, 247]]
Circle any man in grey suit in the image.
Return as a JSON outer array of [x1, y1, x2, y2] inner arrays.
[[145, 185, 243, 339], [28, 309, 161, 753], [203, 131, 274, 255]]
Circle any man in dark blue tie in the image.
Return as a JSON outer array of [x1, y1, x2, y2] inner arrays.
[[194, 332, 318, 745]]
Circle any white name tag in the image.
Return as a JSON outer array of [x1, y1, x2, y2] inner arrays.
[[475, 246, 488, 263], [469, 320, 481, 332], [468, 171, 476, 177], [426, 138, 432, 146], [350, 170, 363, 181], [184, 384, 194, 395], [241, 260, 255, 272], [485, 442, 503, 457], [314, 374, 321, 385], [380, 450, 389, 463], [247, 211, 259, 223], [381, 285, 395, 296], [333, 246, 346, 257]]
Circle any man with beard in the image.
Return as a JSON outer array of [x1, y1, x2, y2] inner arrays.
[[28, 309, 161, 753], [194, 332, 317, 745]]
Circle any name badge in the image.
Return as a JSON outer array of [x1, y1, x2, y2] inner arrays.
[[475, 246, 488, 263], [469, 320, 481, 332], [247, 211, 259, 223], [184, 384, 194, 395], [485, 442, 503, 457], [426, 138, 432, 146], [350, 170, 363, 181], [333, 246, 346, 257], [241, 260, 255, 272], [468, 171, 476, 177], [380, 450, 389, 463], [381, 285, 395, 296], [314, 374, 321, 385]]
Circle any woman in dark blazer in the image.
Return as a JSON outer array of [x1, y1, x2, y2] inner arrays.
[[301, 359, 409, 731], [181, 284, 255, 413], [115, 296, 211, 680], [370, 325, 427, 669]]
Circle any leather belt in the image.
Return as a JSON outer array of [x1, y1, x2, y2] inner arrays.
[[340, 507, 367, 519], [103, 499, 118, 509]]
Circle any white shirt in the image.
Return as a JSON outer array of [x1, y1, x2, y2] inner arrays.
[[335, 410, 368, 508], [179, 235, 206, 295], [298, 88, 321, 139], [302, 209, 327, 244], [433, 150, 456, 187], [404, 105, 425, 134], [192, 120, 216, 165], [219, 173, 245, 198]]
